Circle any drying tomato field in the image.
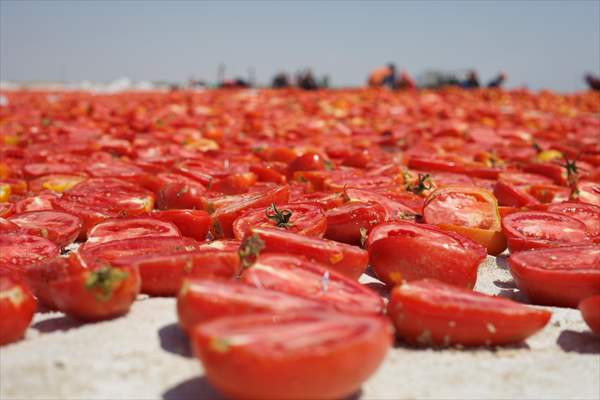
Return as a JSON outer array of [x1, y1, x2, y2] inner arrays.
[[1, 87, 599, 399]]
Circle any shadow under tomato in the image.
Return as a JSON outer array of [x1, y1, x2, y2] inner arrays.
[[495, 255, 509, 270], [493, 280, 530, 304], [162, 376, 223, 400], [31, 316, 83, 333], [393, 337, 529, 351], [363, 281, 389, 299], [557, 330, 600, 354], [158, 322, 192, 358]]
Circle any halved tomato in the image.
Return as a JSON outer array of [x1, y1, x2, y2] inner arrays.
[[151, 209, 211, 242], [9, 210, 82, 247], [0, 277, 36, 345], [501, 211, 590, 252], [325, 201, 386, 245], [86, 217, 181, 245], [191, 311, 392, 400], [547, 202, 600, 242], [389, 279, 551, 346], [232, 203, 326, 240], [423, 185, 506, 255], [368, 221, 486, 288], [508, 245, 600, 307], [177, 278, 325, 334], [579, 295, 600, 334], [240, 254, 384, 315], [577, 181, 600, 206], [241, 227, 368, 280], [0, 233, 58, 273]]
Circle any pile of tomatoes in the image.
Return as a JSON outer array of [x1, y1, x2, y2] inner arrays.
[[1, 87, 599, 399]]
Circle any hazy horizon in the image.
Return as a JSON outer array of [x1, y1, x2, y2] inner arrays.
[[1, 1, 599, 92]]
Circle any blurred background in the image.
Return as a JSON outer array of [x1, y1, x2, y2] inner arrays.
[[1, 0, 599, 91]]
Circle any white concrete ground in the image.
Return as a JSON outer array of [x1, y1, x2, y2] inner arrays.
[[1, 255, 599, 399]]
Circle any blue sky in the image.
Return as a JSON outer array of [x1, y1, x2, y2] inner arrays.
[[1, 1, 599, 91]]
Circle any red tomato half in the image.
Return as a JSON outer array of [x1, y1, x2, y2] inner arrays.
[[368, 222, 486, 288], [241, 226, 368, 280], [87, 217, 181, 245], [547, 202, 600, 242], [192, 311, 392, 400], [0, 277, 36, 346], [0, 218, 19, 233], [388, 279, 551, 346], [508, 245, 600, 307], [151, 209, 211, 242], [177, 278, 325, 334], [211, 185, 289, 238], [232, 203, 326, 240], [240, 254, 384, 315], [501, 211, 590, 252], [579, 295, 600, 335], [325, 201, 386, 245], [0, 233, 58, 273], [55, 178, 154, 236], [121, 249, 239, 296], [49, 262, 140, 321], [578, 181, 600, 206], [423, 186, 506, 255], [9, 210, 82, 247]]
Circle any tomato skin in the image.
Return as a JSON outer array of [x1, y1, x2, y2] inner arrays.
[[579, 295, 600, 335], [9, 210, 82, 247], [287, 151, 327, 178], [0, 277, 37, 346], [240, 254, 384, 315], [49, 263, 140, 321], [344, 188, 419, 221], [22, 256, 75, 309], [151, 209, 210, 242], [325, 201, 386, 245], [368, 222, 486, 288], [502, 211, 590, 252], [578, 181, 600, 206], [493, 181, 539, 207], [388, 279, 551, 347], [177, 278, 325, 334], [243, 227, 368, 280], [156, 181, 206, 210], [508, 245, 600, 308], [210, 172, 257, 195], [123, 249, 239, 296], [0, 217, 19, 233], [191, 311, 392, 400], [232, 203, 326, 240]]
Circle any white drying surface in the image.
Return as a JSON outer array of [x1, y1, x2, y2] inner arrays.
[[1, 255, 599, 400]]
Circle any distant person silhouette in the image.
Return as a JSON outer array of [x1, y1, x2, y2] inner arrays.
[[368, 63, 397, 89], [460, 70, 480, 89], [585, 73, 600, 91], [487, 72, 507, 88], [272, 72, 291, 88], [396, 70, 416, 90]]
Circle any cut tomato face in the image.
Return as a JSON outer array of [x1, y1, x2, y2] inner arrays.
[[191, 311, 392, 400], [368, 221, 486, 288], [577, 181, 600, 206], [493, 181, 540, 208], [423, 186, 506, 255], [579, 295, 600, 335], [241, 227, 368, 280], [344, 188, 419, 221], [156, 181, 206, 210], [211, 185, 290, 238], [150, 209, 211, 242], [49, 262, 140, 321], [232, 203, 326, 240], [0, 217, 19, 233], [546, 202, 600, 242], [27, 174, 87, 194], [0, 277, 37, 346], [501, 211, 590, 252], [508, 245, 600, 307], [9, 210, 82, 247], [388, 279, 551, 347], [240, 254, 384, 315], [55, 177, 155, 236], [14, 194, 56, 214], [177, 278, 326, 334], [325, 201, 387, 245], [87, 217, 181, 245], [0, 233, 59, 273]]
